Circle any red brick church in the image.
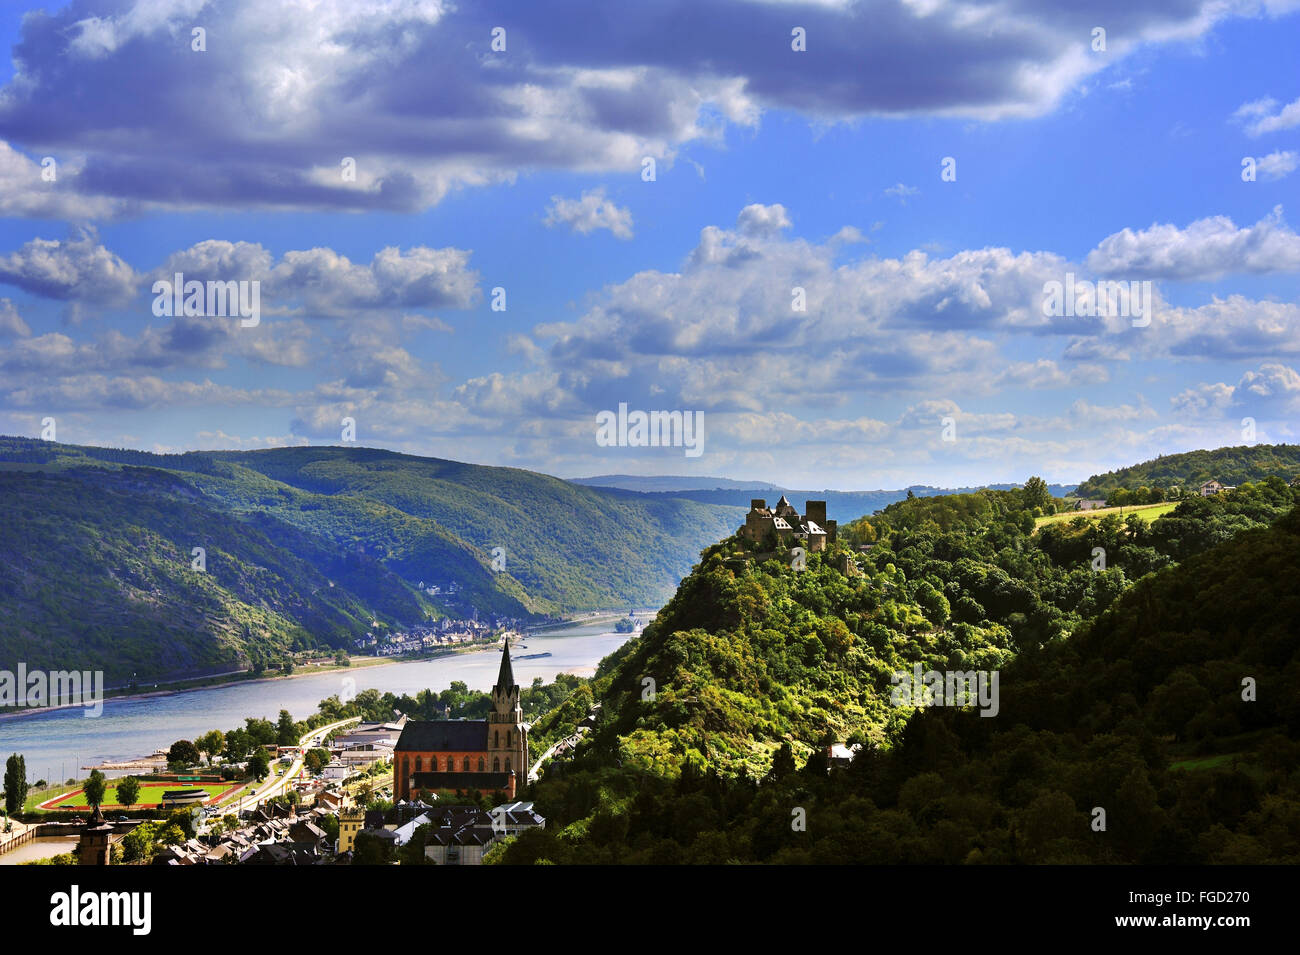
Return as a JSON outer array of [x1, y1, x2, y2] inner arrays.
[[394, 642, 529, 801]]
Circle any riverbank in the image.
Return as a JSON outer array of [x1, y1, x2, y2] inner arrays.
[[0, 640, 491, 726], [3, 623, 639, 786], [0, 613, 651, 728]]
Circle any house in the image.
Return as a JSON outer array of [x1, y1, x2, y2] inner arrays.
[[321, 760, 351, 781], [739, 497, 838, 552], [288, 819, 328, 848], [1199, 480, 1235, 496], [489, 801, 546, 838], [417, 804, 544, 865], [1074, 499, 1107, 511], [391, 812, 433, 847], [826, 743, 862, 768], [316, 789, 347, 812]]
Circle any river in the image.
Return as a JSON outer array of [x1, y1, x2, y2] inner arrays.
[[0, 622, 634, 786]]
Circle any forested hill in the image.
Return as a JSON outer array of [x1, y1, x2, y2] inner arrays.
[[0, 438, 742, 682], [1075, 443, 1300, 497], [502, 478, 1300, 863]]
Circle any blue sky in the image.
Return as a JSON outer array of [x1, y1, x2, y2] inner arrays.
[[0, 0, 1297, 488]]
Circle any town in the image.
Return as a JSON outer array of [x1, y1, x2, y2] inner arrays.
[[0, 645, 547, 866]]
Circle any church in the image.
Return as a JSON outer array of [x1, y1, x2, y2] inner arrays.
[[393, 643, 530, 801]]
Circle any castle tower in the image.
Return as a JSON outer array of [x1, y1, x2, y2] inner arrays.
[[488, 642, 528, 791], [78, 804, 113, 866]]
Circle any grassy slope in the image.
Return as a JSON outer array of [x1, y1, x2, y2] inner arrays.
[[1034, 501, 1177, 529]]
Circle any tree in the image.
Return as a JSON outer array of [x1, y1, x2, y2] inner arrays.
[[1023, 476, 1051, 510], [223, 728, 251, 760], [168, 739, 201, 767], [304, 748, 330, 775], [768, 742, 797, 780], [196, 730, 225, 766], [276, 709, 298, 747], [122, 821, 159, 862], [247, 749, 270, 780], [84, 770, 107, 809], [351, 829, 395, 865], [245, 717, 276, 747], [3, 754, 28, 816], [116, 776, 140, 812], [167, 807, 197, 839]]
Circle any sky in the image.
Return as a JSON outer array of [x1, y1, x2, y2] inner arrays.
[[0, 0, 1297, 489]]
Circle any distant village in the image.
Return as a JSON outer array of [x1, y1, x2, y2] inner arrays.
[[353, 615, 521, 658]]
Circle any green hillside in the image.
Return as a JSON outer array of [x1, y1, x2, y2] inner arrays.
[[1075, 443, 1300, 497], [0, 438, 744, 682], [498, 478, 1300, 864], [0, 466, 439, 682]]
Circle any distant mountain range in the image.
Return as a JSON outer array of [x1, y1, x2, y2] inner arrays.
[[570, 477, 1077, 524], [0, 438, 743, 682], [572, 474, 782, 492]]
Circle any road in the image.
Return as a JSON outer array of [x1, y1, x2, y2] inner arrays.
[[223, 716, 361, 816]]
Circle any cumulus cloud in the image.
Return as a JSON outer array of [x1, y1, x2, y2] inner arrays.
[[1086, 206, 1300, 280], [1172, 363, 1300, 418], [736, 203, 792, 238], [1256, 150, 1298, 180], [544, 189, 634, 239], [149, 239, 481, 315], [0, 228, 138, 303], [0, 0, 1287, 213]]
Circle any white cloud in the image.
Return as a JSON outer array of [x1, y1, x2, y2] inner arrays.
[[544, 189, 635, 239], [0, 229, 138, 303], [1086, 206, 1300, 280], [1233, 95, 1300, 136], [1256, 150, 1298, 180]]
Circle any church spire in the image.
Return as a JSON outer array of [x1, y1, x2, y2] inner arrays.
[[495, 640, 515, 692]]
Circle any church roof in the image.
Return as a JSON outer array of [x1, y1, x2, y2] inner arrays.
[[412, 771, 513, 792], [395, 721, 489, 752]]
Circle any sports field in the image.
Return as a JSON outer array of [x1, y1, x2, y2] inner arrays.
[[39, 780, 246, 811]]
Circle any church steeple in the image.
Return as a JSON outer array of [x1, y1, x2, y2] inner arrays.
[[488, 638, 528, 789], [494, 640, 515, 694]]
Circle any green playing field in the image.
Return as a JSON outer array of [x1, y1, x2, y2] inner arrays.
[[40, 781, 243, 810]]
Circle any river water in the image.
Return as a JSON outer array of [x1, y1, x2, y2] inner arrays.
[[0, 622, 633, 786]]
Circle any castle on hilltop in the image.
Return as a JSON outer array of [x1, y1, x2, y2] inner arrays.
[[739, 496, 837, 551]]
